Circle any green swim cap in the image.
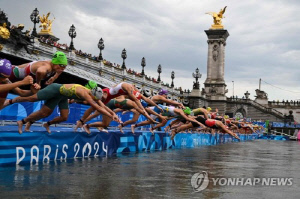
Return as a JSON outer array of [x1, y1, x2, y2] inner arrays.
[[85, 80, 97, 90], [183, 107, 191, 115], [52, 51, 68, 65]]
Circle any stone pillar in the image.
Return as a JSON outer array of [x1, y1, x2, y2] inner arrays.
[[204, 29, 229, 101]]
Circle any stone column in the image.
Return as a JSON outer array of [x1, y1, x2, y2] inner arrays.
[[204, 29, 229, 100]]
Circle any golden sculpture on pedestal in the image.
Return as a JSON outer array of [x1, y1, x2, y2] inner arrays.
[[206, 6, 227, 29], [38, 12, 55, 35], [0, 22, 10, 39]]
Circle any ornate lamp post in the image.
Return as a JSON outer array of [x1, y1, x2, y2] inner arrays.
[[98, 38, 105, 61], [68, 24, 76, 50], [171, 71, 175, 87], [192, 68, 202, 89], [157, 64, 162, 82], [30, 8, 40, 37], [121, 48, 127, 69], [232, 81, 234, 97], [141, 57, 146, 76]]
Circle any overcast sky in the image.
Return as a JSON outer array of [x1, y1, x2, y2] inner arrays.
[[2, 0, 300, 101]]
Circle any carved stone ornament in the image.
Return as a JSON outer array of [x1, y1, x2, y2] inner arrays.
[[212, 44, 219, 61], [255, 89, 268, 99]]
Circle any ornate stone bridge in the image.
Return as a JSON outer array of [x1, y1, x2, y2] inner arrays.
[[0, 40, 182, 102]]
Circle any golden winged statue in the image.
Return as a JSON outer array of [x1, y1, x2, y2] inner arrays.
[[38, 12, 55, 34], [206, 6, 227, 29], [0, 22, 10, 39]]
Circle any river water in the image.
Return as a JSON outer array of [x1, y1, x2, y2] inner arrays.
[[0, 140, 299, 199]]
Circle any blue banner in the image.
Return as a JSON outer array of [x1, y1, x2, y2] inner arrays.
[[0, 125, 260, 167]]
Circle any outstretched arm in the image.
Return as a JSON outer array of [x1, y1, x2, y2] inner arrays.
[[77, 90, 114, 120], [145, 107, 166, 122], [0, 76, 33, 93], [177, 109, 204, 128], [46, 72, 62, 85], [141, 95, 162, 111], [83, 101, 121, 124], [12, 87, 33, 97], [98, 100, 120, 121], [153, 95, 184, 108]]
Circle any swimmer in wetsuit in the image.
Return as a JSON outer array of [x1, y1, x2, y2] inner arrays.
[[170, 115, 240, 140], [9, 51, 68, 91], [8, 83, 121, 134], [75, 82, 162, 130], [0, 59, 34, 110], [82, 97, 144, 134], [131, 106, 202, 134]]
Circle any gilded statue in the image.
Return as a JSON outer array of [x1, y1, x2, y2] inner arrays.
[[206, 6, 227, 29], [0, 22, 10, 39], [39, 12, 55, 34]]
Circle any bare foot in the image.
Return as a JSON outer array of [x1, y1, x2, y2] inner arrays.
[[24, 122, 32, 132], [97, 127, 108, 133], [118, 124, 124, 134], [83, 124, 91, 134], [131, 124, 135, 134], [74, 120, 82, 132], [170, 130, 176, 140], [149, 127, 155, 135], [43, 122, 51, 134], [17, 120, 23, 134], [164, 126, 170, 133], [3, 99, 11, 108]]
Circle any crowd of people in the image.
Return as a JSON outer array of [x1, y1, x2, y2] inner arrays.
[[0, 53, 263, 139], [37, 37, 181, 89]]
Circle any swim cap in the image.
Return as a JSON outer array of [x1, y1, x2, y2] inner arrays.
[[91, 87, 103, 100], [158, 89, 168, 95], [183, 107, 191, 115], [207, 107, 212, 111], [0, 59, 12, 76], [140, 99, 148, 108], [51, 51, 68, 65], [85, 80, 97, 90]]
